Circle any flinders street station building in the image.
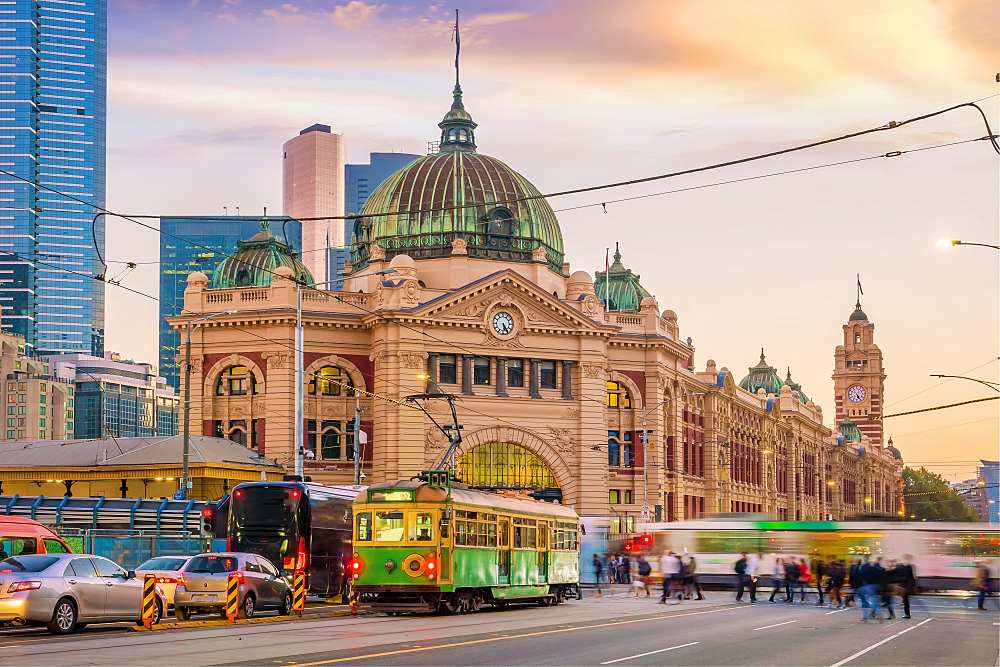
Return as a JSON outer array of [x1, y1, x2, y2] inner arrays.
[[170, 74, 902, 529]]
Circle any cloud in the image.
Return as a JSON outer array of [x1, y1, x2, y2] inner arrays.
[[330, 1, 380, 30], [467, 11, 531, 28]]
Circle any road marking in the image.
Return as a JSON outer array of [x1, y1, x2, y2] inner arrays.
[[829, 618, 933, 667], [753, 619, 798, 631], [825, 608, 849, 615], [599, 641, 699, 665], [287, 606, 747, 666]]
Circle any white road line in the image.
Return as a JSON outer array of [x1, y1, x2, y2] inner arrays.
[[825, 608, 849, 615], [829, 618, 933, 667], [753, 619, 798, 631], [600, 642, 700, 665]]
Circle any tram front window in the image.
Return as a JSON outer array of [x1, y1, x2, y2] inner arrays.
[[375, 511, 405, 542], [411, 512, 434, 542]]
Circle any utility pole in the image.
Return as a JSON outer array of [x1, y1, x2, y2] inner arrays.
[[293, 282, 304, 480], [181, 322, 193, 499], [353, 396, 362, 485]]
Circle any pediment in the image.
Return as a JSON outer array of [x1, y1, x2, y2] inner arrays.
[[413, 270, 605, 333]]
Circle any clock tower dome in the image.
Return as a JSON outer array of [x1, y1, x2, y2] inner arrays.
[[833, 290, 886, 445]]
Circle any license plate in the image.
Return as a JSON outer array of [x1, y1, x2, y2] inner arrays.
[[193, 593, 221, 601]]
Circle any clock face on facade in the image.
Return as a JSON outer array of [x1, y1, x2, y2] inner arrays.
[[492, 311, 515, 336], [847, 384, 867, 403]]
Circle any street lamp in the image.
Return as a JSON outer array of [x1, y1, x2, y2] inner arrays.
[[180, 309, 237, 499], [928, 374, 1000, 393], [938, 239, 1000, 251]]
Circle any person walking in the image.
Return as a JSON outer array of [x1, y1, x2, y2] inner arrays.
[[876, 557, 895, 619], [621, 553, 632, 585], [858, 557, 881, 622], [826, 559, 846, 609], [660, 550, 681, 604], [592, 553, 606, 597], [811, 554, 827, 606], [636, 555, 652, 598], [769, 557, 786, 603], [890, 555, 916, 619], [682, 552, 704, 600], [973, 561, 992, 611], [734, 552, 749, 602], [784, 557, 801, 603], [843, 558, 862, 607], [796, 558, 811, 603]]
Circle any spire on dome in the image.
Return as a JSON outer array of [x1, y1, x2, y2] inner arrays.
[[438, 9, 477, 152]]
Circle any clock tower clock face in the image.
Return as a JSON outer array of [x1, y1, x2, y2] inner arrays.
[[847, 384, 867, 403], [491, 311, 515, 336]]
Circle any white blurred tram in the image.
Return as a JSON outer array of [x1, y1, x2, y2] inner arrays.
[[632, 519, 999, 589]]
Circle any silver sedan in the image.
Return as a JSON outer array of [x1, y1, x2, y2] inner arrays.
[[0, 554, 164, 634]]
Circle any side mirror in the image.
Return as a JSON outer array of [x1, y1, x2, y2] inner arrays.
[[126, 570, 136, 579]]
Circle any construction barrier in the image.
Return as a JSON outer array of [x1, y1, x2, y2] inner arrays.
[[292, 570, 305, 616], [226, 573, 240, 622], [141, 574, 157, 629]]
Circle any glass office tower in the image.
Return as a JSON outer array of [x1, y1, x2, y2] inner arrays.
[[0, 1, 107, 356], [158, 216, 301, 390], [344, 152, 420, 244]]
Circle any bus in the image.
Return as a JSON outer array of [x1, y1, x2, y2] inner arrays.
[[351, 479, 580, 614], [226, 481, 365, 597]]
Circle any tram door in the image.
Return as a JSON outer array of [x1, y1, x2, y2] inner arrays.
[[498, 518, 511, 585], [537, 521, 549, 583]]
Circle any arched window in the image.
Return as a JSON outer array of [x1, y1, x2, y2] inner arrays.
[[457, 442, 556, 490], [228, 428, 246, 447], [606, 380, 632, 409], [307, 366, 355, 396], [458, 129, 468, 142], [215, 365, 257, 396], [484, 206, 516, 236]]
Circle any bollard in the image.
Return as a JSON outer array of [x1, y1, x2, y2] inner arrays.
[[226, 572, 240, 622], [292, 570, 305, 616], [141, 574, 157, 629]]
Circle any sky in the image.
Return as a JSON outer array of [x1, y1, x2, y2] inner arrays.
[[104, 0, 999, 481]]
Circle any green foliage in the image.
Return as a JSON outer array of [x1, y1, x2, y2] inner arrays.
[[903, 467, 980, 522]]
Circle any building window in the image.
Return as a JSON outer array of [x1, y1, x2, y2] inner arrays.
[[506, 359, 524, 387], [854, 332, 861, 344], [307, 366, 355, 396], [606, 381, 632, 408], [438, 355, 457, 384], [215, 365, 257, 396], [608, 431, 634, 467], [473, 357, 491, 385], [624, 490, 633, 504], [539, 361, 556, 389], [609, 489, 620, 504]]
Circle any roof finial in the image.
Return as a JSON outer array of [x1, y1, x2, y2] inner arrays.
[[613, 241, 621, 264], [786, 366, 792, 381], [856, 272, 863, 309], [760, 347, 765, 362], [452, 9, 461, 99]]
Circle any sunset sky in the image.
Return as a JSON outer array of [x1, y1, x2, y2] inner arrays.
[[105, 0, 999, 480]]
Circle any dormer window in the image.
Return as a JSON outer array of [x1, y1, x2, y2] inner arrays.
[[854, 332, 861, 344]]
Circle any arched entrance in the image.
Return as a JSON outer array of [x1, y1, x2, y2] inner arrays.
[[457, 442, 557, 491]]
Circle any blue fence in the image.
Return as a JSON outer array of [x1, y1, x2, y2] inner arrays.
[[57, 530, 212, 570]]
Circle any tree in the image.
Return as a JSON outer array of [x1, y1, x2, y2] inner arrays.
[[902, 467, 980, 522]]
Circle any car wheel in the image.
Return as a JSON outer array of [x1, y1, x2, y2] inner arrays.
[[153, 599, 163, 625], [239, 594, 255, 619], [74, 623, 88, 631], [47, 598, 77, 635], [280, 591, 293, 616], [174, 606, 191, 622]]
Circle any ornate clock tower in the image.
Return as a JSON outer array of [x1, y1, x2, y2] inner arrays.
[[833, 291, 886, 445]]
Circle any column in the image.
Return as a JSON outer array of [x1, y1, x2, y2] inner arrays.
[[529, 359, 540, 399], [426, 352, 438, 392], [462, 355, 473, 395], [561, 360, 574, 400], [495, 357, 507, 397]]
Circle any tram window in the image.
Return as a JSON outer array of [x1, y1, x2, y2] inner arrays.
[[411, 512, 434, 542], [374, 511, 405, 542], [514, 527, 522, 548], [355, 512, 372, 542]]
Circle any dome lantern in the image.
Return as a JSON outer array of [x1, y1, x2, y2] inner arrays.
[[438, 10, 476, 153], [211, 218, 314, 289], [593, 243, 652, 312]]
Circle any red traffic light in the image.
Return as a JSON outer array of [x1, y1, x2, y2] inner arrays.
[[641, 533, 652, 545]]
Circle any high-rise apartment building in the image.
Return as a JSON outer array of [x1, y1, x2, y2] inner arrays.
[[0, 1, 107, 356], [344, 152, 420, 244], [46, 352, 178, 439], [0, 329, 74, 441], [158, 216, 301, 389], [282, 124, 343, 285]]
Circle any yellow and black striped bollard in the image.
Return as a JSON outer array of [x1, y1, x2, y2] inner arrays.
[[226, 572, 240, 622], [292, 570, 305, 616], [141, 574, 157, 629]]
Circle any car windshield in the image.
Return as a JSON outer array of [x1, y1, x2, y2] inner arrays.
[[186, 555, 238, 574], [138, 557, 187, 571], [0, 555, 58, 572]]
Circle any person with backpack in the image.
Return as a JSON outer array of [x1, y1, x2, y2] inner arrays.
[[826, 559, 846, 609], [735, 552, 757, 603]]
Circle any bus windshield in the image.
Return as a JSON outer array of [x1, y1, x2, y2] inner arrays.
[[232, 486, 296, 528]]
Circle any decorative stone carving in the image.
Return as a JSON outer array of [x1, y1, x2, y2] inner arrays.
[[452, 300, 489, 319], [545, 426, 576, 454], [402, 279, 420, 307], [425, 428, 449, 452], [531, 246, 547, 262], [369, 243, 385, 261], [263, 352, 292, 370], [479, 332, 525, 349], [230, 404, 246, 417], [450, 238, 468, 255], [579, 362, 607, 380], [399, 352, 426, 369], [581, 295, 600, 317], [188, 358, 202, 375]]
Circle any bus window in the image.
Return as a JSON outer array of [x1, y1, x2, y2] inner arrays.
[[42, 539, 70, 554], [355, 512, 372, 542], [374, 511, 405, 542], [411, 512, 434, 542]]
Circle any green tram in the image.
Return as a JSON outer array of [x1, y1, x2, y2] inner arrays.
[[350, 479, 580, 614]]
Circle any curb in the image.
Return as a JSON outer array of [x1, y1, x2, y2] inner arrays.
[[129, 608, 356, 632]]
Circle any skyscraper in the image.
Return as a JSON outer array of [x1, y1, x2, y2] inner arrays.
[[282, 124, 343, 285], [158, 216, 301, 390], [344, 152, 420, 244], [0, 1, 107, 356]]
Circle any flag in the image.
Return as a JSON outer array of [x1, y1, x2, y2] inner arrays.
[[857, 273, 863, 297], [453, 9, 460, 69]]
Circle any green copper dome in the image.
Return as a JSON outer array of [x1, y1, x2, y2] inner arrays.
[[211, 220, 314, 289], [594, 243, 652, 312], [350, 75, 564, 273], [838, 420, 862, 443], [784, 367, 810, 403], [739, 349, 784, 396]]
